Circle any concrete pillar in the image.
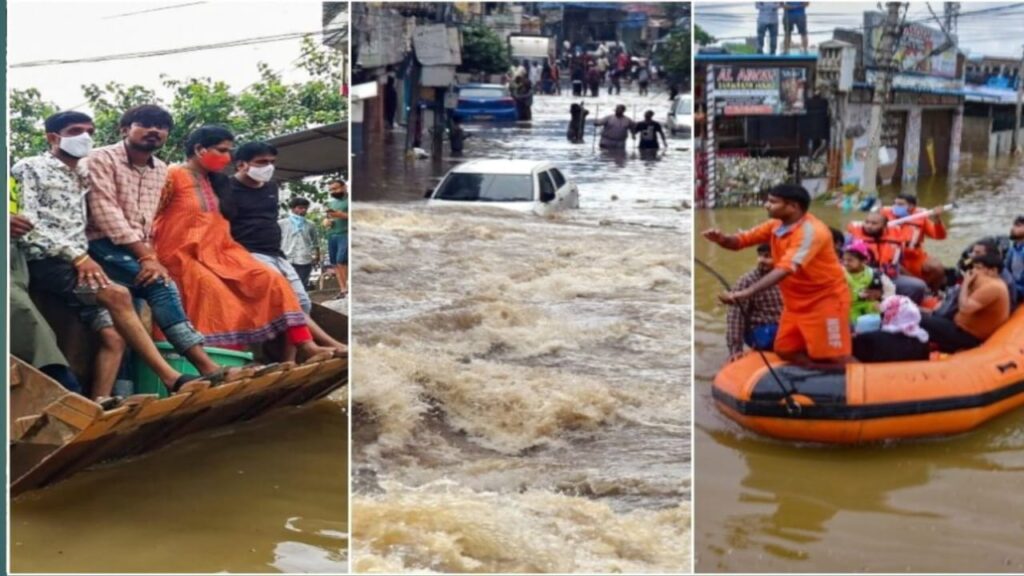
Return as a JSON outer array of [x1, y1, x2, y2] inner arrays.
[[902, 108, 922, 183], [949, 105, 964, 177]]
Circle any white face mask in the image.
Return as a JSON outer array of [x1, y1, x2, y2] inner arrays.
[[59, 133, 94, 158], [248, 164, 275, 183]]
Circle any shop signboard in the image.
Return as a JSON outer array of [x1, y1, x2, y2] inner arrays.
[[711, 65, 807, 116], [863, 11, 958, 79]]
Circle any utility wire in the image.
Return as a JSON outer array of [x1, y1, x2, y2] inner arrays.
[[102, 2, 207, 20], [11, 26, 346, 69], [705, 2, 1024, 41]]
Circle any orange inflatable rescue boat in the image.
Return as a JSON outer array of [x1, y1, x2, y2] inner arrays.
[[713, 307, 1024, 444]]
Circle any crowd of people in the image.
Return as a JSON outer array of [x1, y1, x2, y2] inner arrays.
[[707, 184, 1022, 366], [565, 46, 657, 99], [10, 105, 348, 406]]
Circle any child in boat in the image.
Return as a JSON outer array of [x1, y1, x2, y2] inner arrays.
[[843, 239, 888, 333]]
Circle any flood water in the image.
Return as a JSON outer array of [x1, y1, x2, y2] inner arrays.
[[351, 85, 692, 573], [10, 399, 348, 573], [694, 157, 1024, 573]]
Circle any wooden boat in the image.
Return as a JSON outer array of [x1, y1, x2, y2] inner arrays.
[[713, 306, 1024, 444], [10, 301, 348, 497]]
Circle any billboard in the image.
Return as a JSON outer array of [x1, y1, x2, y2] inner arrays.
[[863, 11, 958, 79], [711, 65, 807, 116]]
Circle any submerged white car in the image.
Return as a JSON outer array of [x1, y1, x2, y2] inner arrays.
[[426, 159, 579, 215], [667, 94, 693, 138]]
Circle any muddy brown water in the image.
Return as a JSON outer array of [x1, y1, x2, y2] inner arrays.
[[10, 400, 348, 573], [351, 86, 692, 573], [695, 157, 1024, 573]]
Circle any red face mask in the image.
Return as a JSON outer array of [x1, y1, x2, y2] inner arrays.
[[198, 149, 232, 172]]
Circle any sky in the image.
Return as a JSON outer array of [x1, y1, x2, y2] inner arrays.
[[7, 0, 338, 112], [695, 1, 1024, 58]]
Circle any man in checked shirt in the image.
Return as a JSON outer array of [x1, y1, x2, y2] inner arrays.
[[85, 105, 235, 381], [725, 244, 783, 361]]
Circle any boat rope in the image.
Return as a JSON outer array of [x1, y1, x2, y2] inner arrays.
[[694, 256, 802, 415]]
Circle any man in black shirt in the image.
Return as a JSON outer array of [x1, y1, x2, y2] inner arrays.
[[632, 110, 668, 151], [226, 142, 346, 351]]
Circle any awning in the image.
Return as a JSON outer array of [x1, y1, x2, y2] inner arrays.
[[266, 122, 347, 181]]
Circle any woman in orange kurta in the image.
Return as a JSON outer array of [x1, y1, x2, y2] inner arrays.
[[152, 125, 334, 360]]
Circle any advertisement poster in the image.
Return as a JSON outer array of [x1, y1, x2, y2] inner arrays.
[[779, 68, 807, 114], [863, 11, 958, 79], [712, 65, 807, 116]]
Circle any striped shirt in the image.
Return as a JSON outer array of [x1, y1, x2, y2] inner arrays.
[[85, 141, 167, 245], [736, 213, 848, 313]]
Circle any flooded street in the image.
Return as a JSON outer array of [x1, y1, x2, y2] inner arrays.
[[11, 400, 348, 574], [694, 158, 1024, 573], [351, 86, 692, 573]]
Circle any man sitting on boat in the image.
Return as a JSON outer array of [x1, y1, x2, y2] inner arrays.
[[704, 184, 854, 366], [846, 212, 928, 304], [881, 193, 947, 279], [725, 244, 783, 361], [920, 249, 1010, 353], [85, 105, 240, 383], [937, 240, 1020, 320], [1008, 216, 1024, 305], [221, 141, 345, 353], [10, 209, 83, 394], [12, 111, 206, 401]]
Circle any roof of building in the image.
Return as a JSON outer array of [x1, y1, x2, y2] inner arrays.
[[696, 52, 818, 63], [963, 85, 1020, 104]]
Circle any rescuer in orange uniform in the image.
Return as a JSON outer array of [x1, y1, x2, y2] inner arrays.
[[881, 193, 946, 278], [703, 184, 853, 366], [846, 211, 928, 304]]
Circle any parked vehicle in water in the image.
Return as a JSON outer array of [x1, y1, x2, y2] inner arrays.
[[667, 94, 693, 138], [452, 84, 519, 123], [426, 159, 579, 215]]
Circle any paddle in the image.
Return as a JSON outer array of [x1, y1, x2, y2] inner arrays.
[[694, 255, 801, 414], [887, 202, 957, 227]]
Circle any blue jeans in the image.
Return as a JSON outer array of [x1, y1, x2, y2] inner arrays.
[[88, 238, 204, 354], [757, 22, 778, 54], [745, 323, 778, 351], [328, 234, 348, 265]]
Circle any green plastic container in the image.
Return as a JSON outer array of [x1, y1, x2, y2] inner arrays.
[[133, 342, 253, 398]]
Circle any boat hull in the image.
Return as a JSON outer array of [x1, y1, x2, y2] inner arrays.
[[712, 307, 1024, 444]]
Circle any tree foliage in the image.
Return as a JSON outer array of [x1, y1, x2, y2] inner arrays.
[[458, 25, 511, 75], [695, 24, 716, 47], [10, 36, 346, 205], [659, 29, 692, 89]]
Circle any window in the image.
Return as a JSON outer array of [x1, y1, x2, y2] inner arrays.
[[538, 172, 556, 201], [458, 87, 509, 99], [550, 169, 567, 188], [434, 173, 533, 202]]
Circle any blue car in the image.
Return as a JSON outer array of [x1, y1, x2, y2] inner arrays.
[[452, 84, 518, 122]]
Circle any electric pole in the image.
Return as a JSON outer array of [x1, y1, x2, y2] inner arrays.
[[943, 2, 960, 35], [862, 2, 903, 195], [1014, 44, 1024, 155]]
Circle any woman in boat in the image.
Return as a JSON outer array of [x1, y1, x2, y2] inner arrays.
[[151, 125, 337, 362]]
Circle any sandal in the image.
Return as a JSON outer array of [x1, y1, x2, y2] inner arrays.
[[95, 396, 125, 410], [169, 374, 203, 394]]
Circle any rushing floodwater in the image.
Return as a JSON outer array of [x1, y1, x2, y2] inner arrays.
[[10, 398, 349, 573], [694, 157, 1024, 573], [351, 86, 692, 573]]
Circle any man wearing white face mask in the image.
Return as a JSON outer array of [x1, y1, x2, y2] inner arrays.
[[13, 110, 209, 401], [226, 141, 346, 353]]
